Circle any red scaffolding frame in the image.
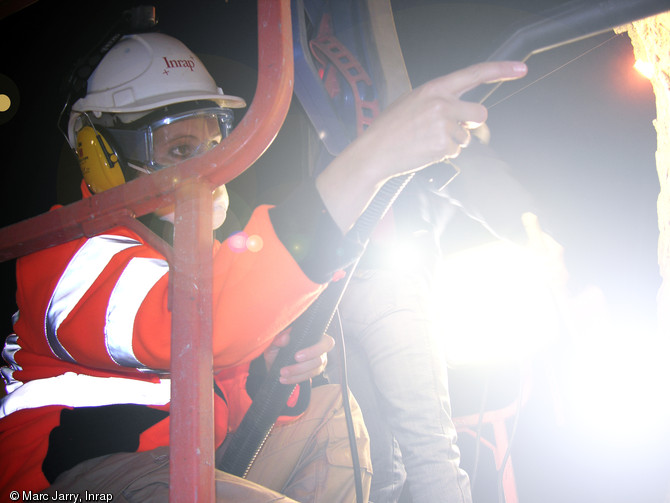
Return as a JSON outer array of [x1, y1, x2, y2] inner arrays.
[[0, 1, 294, 501]]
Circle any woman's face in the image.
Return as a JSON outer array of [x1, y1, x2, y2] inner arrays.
[[150, 115, 229, 229]]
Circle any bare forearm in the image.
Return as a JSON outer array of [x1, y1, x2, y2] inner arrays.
[[315, 136, 386, 234]]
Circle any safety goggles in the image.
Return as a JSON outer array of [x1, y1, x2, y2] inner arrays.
[[103, 106, 234, 173]]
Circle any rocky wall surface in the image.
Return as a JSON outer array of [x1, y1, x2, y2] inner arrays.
[[620, 12, 670, 333]]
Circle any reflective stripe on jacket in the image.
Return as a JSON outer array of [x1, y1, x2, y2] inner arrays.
[[45, 234, 168, 370]]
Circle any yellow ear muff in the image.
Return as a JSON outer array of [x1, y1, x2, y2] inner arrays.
[[75, 126, 126, 193]]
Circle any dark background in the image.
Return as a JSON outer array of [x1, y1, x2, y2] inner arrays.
[[1, 1, 668, 501]]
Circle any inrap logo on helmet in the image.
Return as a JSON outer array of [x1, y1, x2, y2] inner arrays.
[[163, 56, 196, 74]]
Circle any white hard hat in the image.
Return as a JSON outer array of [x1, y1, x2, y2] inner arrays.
[[71, 32, 246, 115], [66, 32, 247, 192]]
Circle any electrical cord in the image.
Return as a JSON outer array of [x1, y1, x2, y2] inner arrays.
[[218, 177, 414, 478], [332, 308, 365, 503]]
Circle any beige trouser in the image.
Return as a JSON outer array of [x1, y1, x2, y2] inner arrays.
[[42, 384, 371, 502]]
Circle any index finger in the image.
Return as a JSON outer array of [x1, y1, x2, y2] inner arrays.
[[430, 61, 527, 99]]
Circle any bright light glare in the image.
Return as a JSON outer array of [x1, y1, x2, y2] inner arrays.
[[432, 240, 560, 365], [433, 241, 670, 441], [634, 60, 654, 80], [565, 332, 670, 443], [384, 240, 425, 274]]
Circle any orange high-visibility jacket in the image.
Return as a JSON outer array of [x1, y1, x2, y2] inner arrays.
[[0, 180, 358, 494]]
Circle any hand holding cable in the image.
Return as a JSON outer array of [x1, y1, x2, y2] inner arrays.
[[264, 329, 335, 385]]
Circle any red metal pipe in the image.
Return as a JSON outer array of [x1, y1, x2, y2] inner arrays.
[[168, 3, 294, 499], [169, 179, 216, 502]]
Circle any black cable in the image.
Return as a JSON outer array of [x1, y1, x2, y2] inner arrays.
[[464, 0, 670, 104], [221, 177, 418, 485], [333, 308, 365, 503], [217, 256, 360, 477], [218, 174, 414, 477]]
